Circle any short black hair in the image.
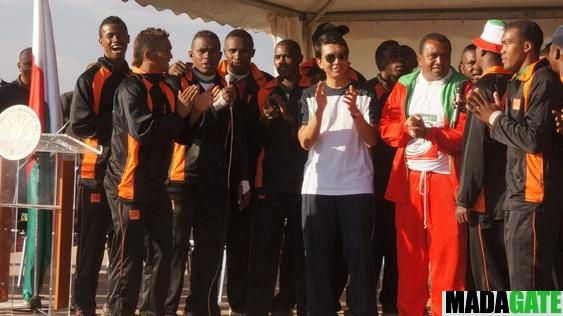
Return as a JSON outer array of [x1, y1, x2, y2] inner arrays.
[[192, 30, 220, 48], [505, 20, 544, 56], [462, 43, 477, 54], [460, 44, 477, 65], [225, 29, 254, 50], [132, 27, 170, 67], [375, 40, 400, 71], [276, 39, 302, 58], [99, 16, 128, 38], [312, 23, 349, 57], [419, 33, 452, 54], [311, 23, 349, 44], [315, 33, 349, 58]]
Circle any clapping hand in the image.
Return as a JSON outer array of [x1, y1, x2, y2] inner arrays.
[[344, 85, 360, 118], [552, 109, 563, 135], [314, 81, 327, 114], [466, 88, 501, 124], [177, 84, 199, 118], [405, 114, 425, 138]]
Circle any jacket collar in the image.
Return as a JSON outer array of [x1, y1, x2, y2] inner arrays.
[[99, 56, 130, 74]]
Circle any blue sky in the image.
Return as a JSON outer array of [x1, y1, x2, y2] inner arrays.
[[0, 0, 274, 92]]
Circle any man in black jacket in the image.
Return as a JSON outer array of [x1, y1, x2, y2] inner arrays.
[[467, 20, 563, 290], [366, 39, 405, 315], [163, 30, 243, 316], [103, 27, 196, 316], [69, 16, 131, 316], [216, 29, 273, 316], [0, 47, 31, 113], [456, 19, 512, 291], [245, 39, 308, 316]]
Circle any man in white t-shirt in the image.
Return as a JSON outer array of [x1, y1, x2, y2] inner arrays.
[[379, 33, 468, 316], [298, 33, 377, 316]]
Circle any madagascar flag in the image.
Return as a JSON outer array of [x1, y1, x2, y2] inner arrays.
[[29, 0, 61, 132], [23, 0, 61, 303]]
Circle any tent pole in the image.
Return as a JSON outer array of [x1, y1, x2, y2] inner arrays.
[[305, 0, 336, 29]]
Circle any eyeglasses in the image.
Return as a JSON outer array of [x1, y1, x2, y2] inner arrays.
[[324, 53, 348, 64]]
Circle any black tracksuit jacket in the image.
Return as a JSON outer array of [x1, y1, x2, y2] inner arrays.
[[70, 57, 130, 189]]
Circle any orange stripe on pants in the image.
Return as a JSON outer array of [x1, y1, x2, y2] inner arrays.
[[395, 171, 466, 316]]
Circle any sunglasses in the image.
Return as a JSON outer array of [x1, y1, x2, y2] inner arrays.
[[323, 53, 348, 64]]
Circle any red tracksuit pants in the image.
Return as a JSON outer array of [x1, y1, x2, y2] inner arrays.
[[395, 171, 466, 316]]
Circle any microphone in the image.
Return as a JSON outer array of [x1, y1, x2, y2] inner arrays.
[[214, 73, 234, 112], [225, 73, 234, 87], [451, 80, 466, 128]]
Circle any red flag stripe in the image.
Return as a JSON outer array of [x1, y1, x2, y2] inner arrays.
[[29, 0, 62, 134], [29, 58, 46, 131]]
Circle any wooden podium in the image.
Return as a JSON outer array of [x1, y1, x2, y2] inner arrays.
[[0, 133, 100, 313]]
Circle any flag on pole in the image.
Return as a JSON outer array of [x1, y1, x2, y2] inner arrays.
[[29, 0, 62, 133], [23, 0, 60, 304]]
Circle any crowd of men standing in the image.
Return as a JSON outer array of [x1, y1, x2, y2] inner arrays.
[[0, 14, 562, 316]]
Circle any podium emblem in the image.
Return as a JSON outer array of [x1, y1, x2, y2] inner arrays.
[[0, 104, 42, 160]]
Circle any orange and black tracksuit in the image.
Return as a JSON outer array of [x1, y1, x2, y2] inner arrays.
[[488, 59, 563, 290], [365, 74, 398, 313], [216, 60, 273, 313], [69, 56, 130, 315], [164, 67, 249, 316], [246, 78, 308, 316], [103, 68, 190, 316], [456, 66, 512, 290]]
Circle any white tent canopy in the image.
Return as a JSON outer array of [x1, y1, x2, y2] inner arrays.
[[122, 0, 562, 78]]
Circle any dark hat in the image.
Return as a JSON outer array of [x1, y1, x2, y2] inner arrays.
[[311, 23, 349, 43], [552, 25, 563, 47]]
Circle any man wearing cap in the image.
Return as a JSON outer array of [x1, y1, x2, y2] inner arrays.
[[380, 33, 468, 316], [467, 20, 562, 290], [299, 23, 365, 311], [300, 23, 366, 86], [455, 19, 512, 291], [298, 33, 377, 316]]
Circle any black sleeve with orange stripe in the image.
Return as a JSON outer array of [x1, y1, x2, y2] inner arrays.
[[71, 69, 105, 139], [456, 112, 485, 209], [491, 70, 561, 153], [457, 75, 500, 210], [118, 79, 186, 146], [164, 75, 182, 93], [164, 75, 198, 145]]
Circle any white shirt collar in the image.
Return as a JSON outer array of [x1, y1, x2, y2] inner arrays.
[[417, 69, 452, 85]]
